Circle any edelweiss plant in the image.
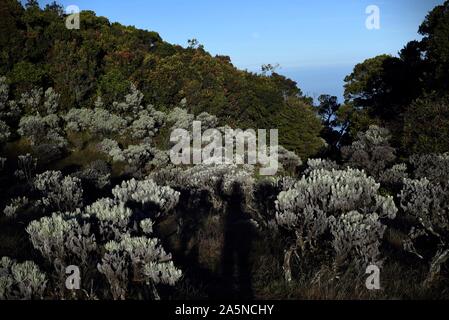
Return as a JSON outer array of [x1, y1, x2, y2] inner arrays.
[[275, 168, 397, 282], [98, 234, 182, 300], [3, 196, 29, 218], [304, 158, 339, 175], [33, 171, 83, 212], [15, 153, 37, 182], [25, 173, 181, 300], [342, 125, 396, 178], [409, 153, 449, 185], [0, 257, 47, 300], [399, 177, 449, 286]]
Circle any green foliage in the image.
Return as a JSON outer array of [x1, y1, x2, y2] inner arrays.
[[340, 1, 449, 153], [403, 94, 449, 154], [0, 1, 322, 158]]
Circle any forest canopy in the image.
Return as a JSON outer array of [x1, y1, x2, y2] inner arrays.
[[0, 0, 323, 158]]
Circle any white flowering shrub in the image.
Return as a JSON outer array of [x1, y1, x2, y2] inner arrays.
[[112, 178, 180, 215], [64, 108, 127, 136], [196, 112, 218, 130], [167, 107, 194, 130], [3, 196, 29, 218], [14, 153, 37, 182], [19, 88, 42, 112], [253, 176, 297, 229], [147, 149, 170, 169], [33, 171, 83, 212], [275, 168, 397, 281], [153, 163, 255, 211], [378, 163, 409, 188], [26, 212, 97, 296], [276, 145, 302, 173], [0, 257, 47, 300], [399, 178, 449, 286], [98, 138, 124, 162], [18, 114, 67, 160], [24, 173, 181, 300], [111, 84, 144, 120], [74, 160, 111, 189], [85, 198, 132, 240], [140, 218, 154, 235], [329, 211, 387, 271], [304, 158, 339, 175], [98, 235, 182, 300], [129, 110, 158, 140], [43, 88, 60, 115], [122, 143, 154, 168], [410, 153, 449, 185], [98, 140, 156, 173], [342, 125, 396, 178]]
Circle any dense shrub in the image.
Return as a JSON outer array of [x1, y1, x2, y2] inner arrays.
[[275, 168, 397, 281], [33, 171, 83, 212], [24, 174, 182, 300], [0, 257, 47, 300], [342, 126, 396, 178], [399, 178, 449, 286]]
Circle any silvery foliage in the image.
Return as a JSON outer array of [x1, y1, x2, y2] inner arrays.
[[276, 145, 302, 173], [98, 138, 124, 162], [112, 178, 180, 215], [304, 158, 339, 175], [167, 107, 194, 130], [98, 234, 182, 300], [400, 178, 449, 239], [64, 108, 127, 136], [148, 149, 170, 169], [111, 84, 144, 121], [329, 211, 387, 270], [18, 114, 67, 148], [399, 178, 449, 285], [151, 163, 255, 211], [3, 196, 29, 218], [14, 153, 37, 182], [122, 143, 155, 168], [378, 163, 409, 187], [129, 109, 164, 140], [26, 212, 97, 285], [140, 219, 154, 235], [275, 168, 397, 278], [85, 198, 132, 240], [43, 88, 60, 115], [342, 125, 396, 178], [0, 120, 10, 145], [19, 88, 42, 111], [196, 112, 219, 130], [74, 160, 111, 189], [26, 176, 180, 299], [253, 176, 297, 229], [410, 153, 449, 185], [0, 257, 47, 300], [98, 139, 155, 169], [33, 171, 83, 212]]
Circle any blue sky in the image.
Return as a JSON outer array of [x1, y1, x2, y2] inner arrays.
[[37, 0, 444, 101]]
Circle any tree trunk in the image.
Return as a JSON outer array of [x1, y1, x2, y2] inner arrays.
[[283, 245, 296, 283], [424, 248, 449, 288]]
